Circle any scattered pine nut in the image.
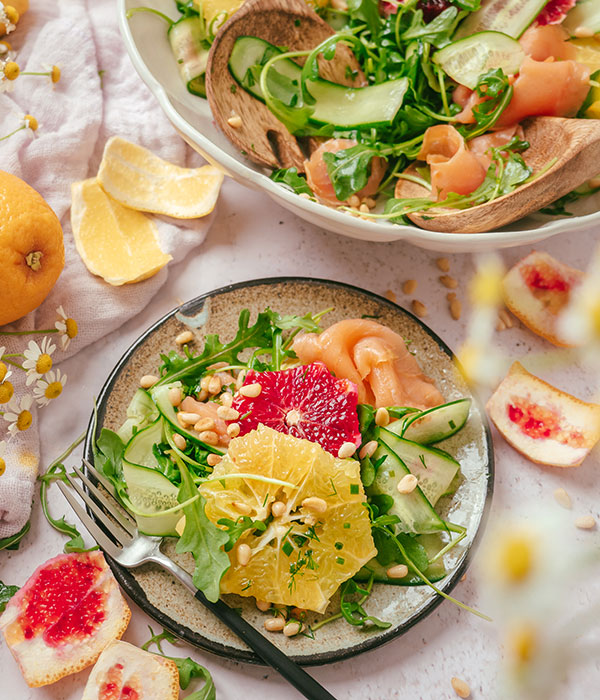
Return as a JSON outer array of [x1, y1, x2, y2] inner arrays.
[[220, 392, 233, 407], [495, 319, 507, 332], [173, 433, 187, 451], [197, 388, 209, 402], [264, 617, 286, 632], [217, 405, 240, 420], [375, 407, 390, 427], [233, 501, 252, 515], [140, 374, 159, 389], [207, 453, 221, 467], [397, 473, 418, 494], [227, 114, 243, 128], [386, 564, 409, 579], [573, 25, 594, 38], [175, 330, 194, 345], [439, 275, 458, 289], [412, 299, 428, 318], [178, 411, 201, 425], [436, 257, 450, 272], [239, 382, 262, 398], [498, 307, 514, 329], [236, 543, 252, 566], [194, 417, 216, 432], [298, 192, 311, 200], [256, 599, 271, 612], [283, 621, 303, 637], [553, 487, 572, 510], [364, 197, 376, 208], [207, 375, 222, 395], [338, 441, 357, 459], [168, 387, 182, 406], [348, 194, 360, 208], [446, 292, 457, 301], [451, 677, 471, 698], [359, 440, 378, 460], [359, 203, 370, 214], [200, 376, 211, 392], [198, 430, 219, 446], [235, 370, 247, 390], [271, 501, 286, 518], [227, 422, 241, 438], [302, 496, 328, 514], [460, 573, 467, 582], [385, 289, 397, 303], [449, 298, 462, 321], [402, 279, 417, 295], [575, 515, 596, 530]]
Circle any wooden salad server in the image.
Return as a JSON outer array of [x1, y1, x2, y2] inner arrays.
[[205, 0, 363, 172], [394, 116, 600, 234]]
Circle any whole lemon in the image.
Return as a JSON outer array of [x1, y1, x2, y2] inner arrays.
[[0, 171, 64, 326]]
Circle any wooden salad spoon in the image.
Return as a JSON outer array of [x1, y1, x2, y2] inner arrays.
[[205, 0, 363, 172], [394, 116, 600, 233]]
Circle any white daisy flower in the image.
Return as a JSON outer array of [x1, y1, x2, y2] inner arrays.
[[0, 6, 16, 37], [55, 306, 79, 351], [0, 346, 11, 383], [34, 369, 67, 408], [0, 440, 6, 475], [3, 395, 34, 435], [22, 337, 56, 385]]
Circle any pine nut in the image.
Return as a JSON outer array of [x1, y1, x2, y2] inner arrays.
[[451, 677, 471, 698], [220, 392, 233, 407], [386, 564, 409, 579], [460, 573, 467, 582], [264, 617, 285, 632], [271, 500, 286, 518], [298, 192, 311, 200], [175, 330, 194, 345], [178, 411, 200, 425], [197, 389, 209, 402], [227, 114, 243, 128], [235, 370, 247, 389], [359, 440, 378, 460], [348, 194, 360, 207], [140, 374, 159, 389], [239, 382, 262, 398], [436, 257, 450, 272], [338, 441, 357, 459], [359, 203, 370, 213], [439, 275, 458, 289], [233, 501, 252, 515], [285, 409, 301, 426], [207, 453, 221, 467], [402, 279, 417, 295], [207, 375, 222, 395], [375, 407, 390, 427], [283, 621, 303, 637], [302, 496, 327, 514], [200, 376, 211, 392], [574, 25, 594, 38], [169, 386, 182, 406], [194, 417, 216, 432], [412, 299, 428, 317], [364, 197, 376, 209], [447, 292, 457, 301], [173, 433, 187, 451], [217, 405, 240, 420], [303, 514, 317, 526], [227, 422, 241, 438], [495, 319, 507, 332], [256, 599, 271, 612], [553, 487, 572, 509], [385, 289, 397, 303], [498, 307, 513, 329], [575, 515, 596, 530], [450, 298, 462, 321], [397, 474, 418, 494], [236, 543, 252, 566], [199, 430, 219, 446]]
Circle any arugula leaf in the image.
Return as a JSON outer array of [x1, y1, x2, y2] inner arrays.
[[217, 515, 267, 552], [141, 626, 178, 650], [322, 144, 383, 201], [0, 520, 30, 551], [461, 69, 513, 140], [347, 0, 381, 35], [0, 580, 19, 613], [401, 8, 463, 48], [339, 576, 391, 629], [270, 167, 313, 196], [175, 460, 230, 602], [540, 181, 600, 217]]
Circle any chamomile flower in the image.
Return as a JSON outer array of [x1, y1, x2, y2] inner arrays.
[[55, 306, 78, 350], [33, 369, 67, 407], [0, 4, 17, 36], [0, 440, 6, 476], [22, 337, 56, 385], [0, 346, 11, 383], [3, 394, 34, 435]]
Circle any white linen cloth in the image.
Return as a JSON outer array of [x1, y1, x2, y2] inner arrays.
[[0, 0, 217, 538]]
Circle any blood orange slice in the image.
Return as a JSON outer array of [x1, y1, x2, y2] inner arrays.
[[536, 0, 576, 26], [230, 362, 361, 456], [486, 362, 600, 468], [0, 552, 130, 687]]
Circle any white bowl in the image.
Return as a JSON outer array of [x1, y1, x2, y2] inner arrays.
[[118, 0, 600, 252]]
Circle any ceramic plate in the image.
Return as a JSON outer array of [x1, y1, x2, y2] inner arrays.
[[118, 0, 599, 252], [84, 278, 494, 665]]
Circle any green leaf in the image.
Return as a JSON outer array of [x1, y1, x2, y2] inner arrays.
[[339, 575, 391, 629], [347, 0, 381, 35], [217, 515, 267, 552], [175, 460, 230, 602], [95, 428, 126, 488], [322, 144, 383, 201], [270, 167, 313, 196], [0, 580, 19, 613], [0, 520, 30, 551], [401, 8, 463, 48]]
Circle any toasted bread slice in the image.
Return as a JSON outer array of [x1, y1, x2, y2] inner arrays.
[[486, 362, 600, 467], [502, 251, 584, 346], [81, 640, 180, 700], [0, 552, 130, 687]]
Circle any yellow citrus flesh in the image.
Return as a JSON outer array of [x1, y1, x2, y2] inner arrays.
[[200, 425, 377, 613], [195, 0, 245, 22], [571, 37, 600, 74], [70, 178, 171, 286], [97, 136, 224, 219]]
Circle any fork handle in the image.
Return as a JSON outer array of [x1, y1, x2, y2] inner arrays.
[[152, 554, 337, 699]]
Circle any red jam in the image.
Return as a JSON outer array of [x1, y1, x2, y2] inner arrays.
[[18, 554, 106, 647], [507, 398, 585, 447], [522, 263, 569, 293]]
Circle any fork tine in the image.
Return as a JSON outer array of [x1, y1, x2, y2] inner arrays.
[[82, 458, 122, 500], [72, 463, 137, 537], [56, 481, 122, 558], [62, 471, 134, 544]]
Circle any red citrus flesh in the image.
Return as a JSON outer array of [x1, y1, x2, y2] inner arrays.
[[230, 362, 361, 455], [16, 552, 106, 647], [522, 261, 570, 293], [99, 663, 141, 700], [536, 0, 576, 26], [507, 397, 585, 447]]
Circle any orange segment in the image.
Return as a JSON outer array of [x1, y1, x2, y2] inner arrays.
[[200, 425, 376, 613], [70, 178, 171, 286], [97, 136, 224, 218]]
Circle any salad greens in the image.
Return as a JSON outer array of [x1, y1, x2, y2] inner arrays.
[[0, 580, 19, 613]]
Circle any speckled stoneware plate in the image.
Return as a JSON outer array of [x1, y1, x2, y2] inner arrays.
[[85, 278, 494, 666]]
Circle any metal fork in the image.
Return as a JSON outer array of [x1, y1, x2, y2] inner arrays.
[[57, 459, 336, 700]]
